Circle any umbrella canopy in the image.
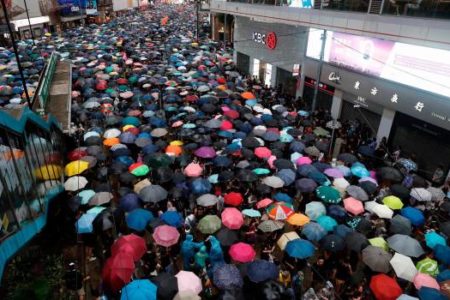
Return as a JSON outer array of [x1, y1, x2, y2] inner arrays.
[[196, 194, 218, 207], [65, 160, 90, 177], [126, 208, 154, 231], [213, 264, 243, 290], [175, 271, 202, 295], [401, 207, 425, 227], [285, 239, 315, 259], [184, 162, 203, 177], [111, 234, 147, 262], [221, 208, 244, 230], [229, 242, 256, 263], [343, 197, 365, 215], [152, 273, 178, 300], [370, 274, 402, 300], [224, 192, 243, 206], [424, 231, 446, 249], [383, 196, 404, 210], [258, 220, 284, 233], [416, 257, 439, 276], [247, 260, 278, 283], [362, 245, 392, 273], [346, 185, 369, 201], [277, 231, 301, 250], [194, 146, 216, 158], [65, 176, 88, 191], [321, 234, 345, 252], [153, 225, 180, 247], [413, 273, 440, 290], [121, 279, 157, 300], [215, 228, 239, 247], [287, 213, 310, 226], [302, 222, 327, 241], [102, 253, 135, 292], [262, 176, 285, 189], [345, 232, 369, 252], [76, 213, 97, 234], [295, 178, 317, 193], [410, 188, 432, 202], [390, 252, 418, 282], [267, 202, 294, 220], [387, 234, 425, 257], [197, 215, 221, 234], [305, 201, 326, 220], [139, 185, 168, 203], [316, 186, 342, 204]]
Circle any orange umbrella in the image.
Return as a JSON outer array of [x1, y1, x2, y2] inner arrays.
[[161, 16, 169, 25], [165, 145, 182, 156], [217, 85, 227, 91], [103, 137, 120, 147], [241, 91, 256, 100], [287, 213, 310, 226]]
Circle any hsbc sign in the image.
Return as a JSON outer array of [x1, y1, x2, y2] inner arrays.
[[252, 31, 277, 50]]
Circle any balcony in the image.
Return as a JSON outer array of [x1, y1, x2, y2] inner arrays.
[[208, 0, 450, 50]]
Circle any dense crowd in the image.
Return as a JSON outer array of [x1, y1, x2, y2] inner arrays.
[[2, 2, 450, 300]]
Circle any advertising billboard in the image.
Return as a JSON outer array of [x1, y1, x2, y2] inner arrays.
[[287, 0, 314, 8], [306, 29, 450, 98], [82, 0, 98, 15], [58, 0, 82, 17]]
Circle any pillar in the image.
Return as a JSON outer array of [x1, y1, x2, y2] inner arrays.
[[330, 89, 343, 120], [376, 108, 396, 143]]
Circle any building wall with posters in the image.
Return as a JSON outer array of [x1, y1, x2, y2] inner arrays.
[[233, 16, 308, 93]]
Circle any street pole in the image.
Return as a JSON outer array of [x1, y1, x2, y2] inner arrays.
[[23, 0, 35, 45], [196, 0, 200, 42], [0, 0, 32, 107], [311, 29, 326, 113]]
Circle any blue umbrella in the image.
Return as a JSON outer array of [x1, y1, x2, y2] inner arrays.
[[115, 156, 134, 167], [247, 260, 278, 283], [120, 193, 141, 212], [76, 213, 97, 234], [242, 209, 261, 218], [334, 224, 353, 238], [401, 207, 425, 226], [121, 279, 157, 300], [77, 189, 96, 205], [213, 156, 232, 167], [276, 169, 296, 186], [273, 192, 292, 203], [142, 144, 160, 155], [160, 211, 183, 228], [316, 215, 338, 232], [437, 269, 450, 282], [424, 231, 446, 249], [297, 164, 318, 177], [418, 287, 448, 300], [302, 222, 327, 241], [351, 164, 370, 178], [191, 178, 212, 194], [290, 141, 305, 153], [434, 244, 450, 265], [308, 171, 330, 185], [295, 178, 317, 193], [120, 131, 136, 144], [213, 264, 243, 290], [327, 205, 347, 220], [122, 116, 141, 127], [126, 208, 154, 231], [285, 239, 315, 259]]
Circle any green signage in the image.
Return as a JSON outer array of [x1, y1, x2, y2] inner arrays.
[[37, 52, 58, 109]]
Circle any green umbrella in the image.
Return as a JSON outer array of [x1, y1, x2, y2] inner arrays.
[[130, 164, 150, 176], [416, 257, 439, 276], [253, 168, 271, 175], [313, 127, 329, 137], [105, 66, 114, 73], [118, 85, 129, 92], [198, 215, 221, 234], [129, 75, 138, 84], [146, 154, 172, 168], [316, 186, 342, 204]]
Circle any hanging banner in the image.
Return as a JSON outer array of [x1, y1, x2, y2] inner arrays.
[[57, 0, 82, 17], [82, 0, 98, 15]]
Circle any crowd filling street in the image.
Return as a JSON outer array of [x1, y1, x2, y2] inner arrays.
[[1, 2, 450, 300]]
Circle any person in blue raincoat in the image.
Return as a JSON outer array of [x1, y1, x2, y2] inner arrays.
[[181, 234, 203, 270], [208, 236, 225, 267], [195, 245, 209, 270]]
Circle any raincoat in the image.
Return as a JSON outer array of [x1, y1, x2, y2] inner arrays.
[[181, 234, 203, 270], [209, 236, 225, 267], [194, 245, 209, 269]]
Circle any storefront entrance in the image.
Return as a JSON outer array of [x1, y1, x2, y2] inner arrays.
[[340, 101, 381, 138], [252, 58, 272, 87]]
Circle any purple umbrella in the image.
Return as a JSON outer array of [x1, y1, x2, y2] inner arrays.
[[324, 168, 344, 178], [295, 178, 317, 193], [194, 146, 216, 159]]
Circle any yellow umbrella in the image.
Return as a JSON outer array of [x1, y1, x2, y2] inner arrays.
[[277, 231, 300, 250], [65, 160, 89, 177], [382, 196, 404, 210], [122, 124, 135, 132], [369, 237, 389, 251], [170, 140, 184, 146], [35, 164, 62, 180], [287, 213, 310, 226]]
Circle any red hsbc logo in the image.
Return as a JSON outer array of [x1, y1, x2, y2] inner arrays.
[[252, 31, 277, 50]]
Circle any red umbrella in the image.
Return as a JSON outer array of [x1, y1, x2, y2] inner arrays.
[[254, 147, 272, 159], [224, 192, 243, 206], [224, 110, 239, 119], [117, 78, 128, 85], [152, 225, 180, 247], [110, 234, 147, 261], [256, 198, 273, 209], [96, 80, 107, 91], [185, 94, 199, 102], [217, 77, 227, 84], [220, 120, 233, 130], [102, 253, 135, 292], [221, 207, 244, 230], [68, 149, 87, 161], [229, 242, 256, 263], [370, 274, 402, 300], [125, 127, 140, 135]]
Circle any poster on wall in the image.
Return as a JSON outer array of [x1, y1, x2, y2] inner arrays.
[[57, 0, 82, 17], [287, 0, 314, 8], [306, 28, 450, 98], [82, 0, 98, 15]]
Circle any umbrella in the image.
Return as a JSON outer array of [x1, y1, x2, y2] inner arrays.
[[257, 198, 274, 209], [414, 273, 440, 290], [194, 146, 216, 158], [229, 242, 256, 263], [369, 237, 389, 251], [316, 215, 338, 232], [89, 192, 113, 206], [277, 232, 301, 250], [161, 211, 183, 228], [345, 232, 369, 252], [242, 209, 262, 218], [370, 274, 402, 300], [346, 185, 369, 201], [410, 188, 432, 202], [102, 253, 135, 292], [302, 222, 327, 241], [77, 189, 96, 205], [366, 202, 394, 219], [383, 196, 404, 210], [221, 208, 244, 230], [258, 220, 284, 233], [343, 197, 365, 215], [65, 160, 89, 177], [287, 213, 310, 226], [262, 176, 285, 189], [276, 169, 296, 186], [295, 178, 317, 193], [153, 225, 180, 247], [316, 186, 341, 204], [121, 279, 157, 300], [324, 168, 344, 178], [390, 184, 411, 200], [418, 287, 448, 300], [378, 166, 403, 182], [190, 178, 212, 194], [175, 271, 202, 295], [224, 192, 243, 206], [285, 239, 315, 259], [337, 153, 358, 164], [126, 208, 154, 231], [305, 201, 326, 220], [76, 213, 97, 234], [152, 273, 178, 300], [215, 228, 239, 247], [266, 202, 294, 220], [390, 215, 412, 235], [254, 147, 272, 159], [425, 231, 446, 249], [197, 215, 221, 234], [196, 194, 218, 207], [416, 257, 439, 276], [321, 234, 345, 252], [362, 245, 392, 273], [387, 234, 424, 257], [184, 163, 203, 177], [139, 185, 168, 203], [213, 264, 243, 290], [401, 207, 425, 226], [390, 253, 418, 282], [427, 187, 446, 201], [64, 176, 88, 191], [247, 260, 278, 283], [112, 234, 147, 262]]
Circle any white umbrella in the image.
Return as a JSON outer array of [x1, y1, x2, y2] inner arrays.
[[64, 176, 88, 191], [366, 202, 393, 219], [151, 128, 168, 137], [197, 85, 210, 93], [390, 252, 417, 282], [427, 187, 445, 201], [410, 188, 432, 202], [262, 176, 285, 189], [333, 178, 350, 191], [103, 128, 121, 138]]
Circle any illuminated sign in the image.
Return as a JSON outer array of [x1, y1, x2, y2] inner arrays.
[[252, 31, 277, 50]]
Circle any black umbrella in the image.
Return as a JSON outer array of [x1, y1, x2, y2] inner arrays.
[[345, 232, 369, 252], [237, 169, 258, 182], [155, 167, 174, 183], [337, 153, 358, 164], [273, 159, 295, 170], [255, 183, 272, 195], [213, 156, 232, 167], [359, 181, 377, 195], [152, 272, 178, 300], [241, 137, 261, 148], [378, 167, 403, 182], [219, 170, 235, 182], [119, 172, 137, 185], [215, 228, 239, 247], [355, 218, 372, 235], [321, 234, 345, 252], [412, 174, 428, 188], [389, 215, 412, 235], [390, 184, 410, 200], [440, 221, 450, 238]]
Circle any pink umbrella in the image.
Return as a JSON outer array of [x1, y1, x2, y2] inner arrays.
[[343, 197, 365, 215], [229, 242, 256, 263], [257, 198, 273, 209], [152, 225, 180, 247], [254, 147, 272, 159], [220, 120, 233, 130], [175, 271, 203, 295], [221, 208, 244, 230], [184, 162, 203, 177], [324, 168, 344, 178], [413, 273, 440, 290], [296, 156, 312, 165], [268, 155, 277, 169], [194, 146, 216, 159], [359, 177, 378, 185], [172, 121, 183, 128]]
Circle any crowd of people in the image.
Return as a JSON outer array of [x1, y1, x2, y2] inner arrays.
[[2, 2, 450, 300]]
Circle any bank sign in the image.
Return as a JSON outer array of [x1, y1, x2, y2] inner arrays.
[[252, 31, 277, 50]]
